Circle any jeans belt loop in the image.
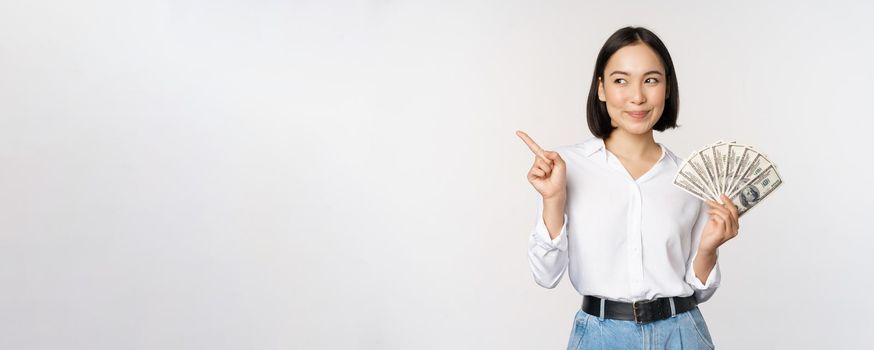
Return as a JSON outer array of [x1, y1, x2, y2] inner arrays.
[[599, 298, 605, 320], [632, 300, 641, 324]]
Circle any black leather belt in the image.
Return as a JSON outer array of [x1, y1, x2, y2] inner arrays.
[[582, 295, 698, 325]]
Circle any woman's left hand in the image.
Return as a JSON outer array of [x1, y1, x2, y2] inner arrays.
[[700, 194, 740, 253]]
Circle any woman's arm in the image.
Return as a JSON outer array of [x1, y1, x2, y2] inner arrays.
[[516, 132, 570, 288], [694, 194, 741, 284], [685, 200, 722, 304], [527, 194, 570, 289], [543, 193, 567, 240], [692, 249, 718, 284]]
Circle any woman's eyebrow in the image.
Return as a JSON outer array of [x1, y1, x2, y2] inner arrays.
[[609, 70, 664, 76]]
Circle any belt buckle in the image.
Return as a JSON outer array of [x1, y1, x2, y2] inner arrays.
[[632, 299, 654, 325]]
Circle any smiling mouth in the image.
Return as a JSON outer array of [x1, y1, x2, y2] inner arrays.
[[626, 111, 650, 119]]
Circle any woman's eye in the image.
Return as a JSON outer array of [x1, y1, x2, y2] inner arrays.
[[612, 78, 658, 84]]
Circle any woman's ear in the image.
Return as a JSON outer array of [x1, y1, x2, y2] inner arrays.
[[598, 77, 606, 102]]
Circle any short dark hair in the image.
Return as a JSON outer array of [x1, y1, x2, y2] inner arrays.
[[586, 26, 680, 139]]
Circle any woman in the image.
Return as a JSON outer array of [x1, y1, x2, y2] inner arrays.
[[516, 27, 739, 350]]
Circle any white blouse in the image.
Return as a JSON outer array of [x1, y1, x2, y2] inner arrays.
[[527, 137, 721, 304]]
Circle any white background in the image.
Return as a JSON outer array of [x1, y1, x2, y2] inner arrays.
[[1, 0, 872, 349]]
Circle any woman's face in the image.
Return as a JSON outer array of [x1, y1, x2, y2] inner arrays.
[[598, 43, 668, 136]]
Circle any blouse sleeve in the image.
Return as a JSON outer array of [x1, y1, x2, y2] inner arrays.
[[684, 199, 722, 304], [527, 196, 569, 289]]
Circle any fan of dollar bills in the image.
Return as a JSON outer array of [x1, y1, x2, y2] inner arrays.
[[673, 141, 782, 217]]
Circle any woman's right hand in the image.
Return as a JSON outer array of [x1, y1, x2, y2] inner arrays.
[[516, 130, 567, 200]]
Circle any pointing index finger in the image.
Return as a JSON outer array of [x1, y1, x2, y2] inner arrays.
[[515, 130, 550, 162]]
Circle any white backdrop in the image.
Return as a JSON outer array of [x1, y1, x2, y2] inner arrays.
[[1, 1, 873, 349]]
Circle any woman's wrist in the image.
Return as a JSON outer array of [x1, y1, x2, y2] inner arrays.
[[542, 191, 567, 204], [697, 246, 718, 258]]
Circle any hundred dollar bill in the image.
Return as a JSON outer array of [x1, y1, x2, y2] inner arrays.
[[684, 151, 720, 201], [731, 165, 782, 216], [698, 145, 721, 198], [725, 143, 748, 196], [674, 173, 712, 202], [726, 146, 758, 197], [674, 164, 718, 202], [713, 143, 730, 195], [723, 143, 737, 193], [728, 151, 774, 199]]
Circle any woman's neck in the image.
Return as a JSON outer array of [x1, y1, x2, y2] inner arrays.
[[603, 129, 659, 160]]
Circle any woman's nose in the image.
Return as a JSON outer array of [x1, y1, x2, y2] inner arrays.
[[630, 86, 646, 104]]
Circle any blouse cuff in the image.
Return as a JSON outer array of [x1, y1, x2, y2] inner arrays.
[[686, 249, 721, 290], [532, 212, 568, 251]]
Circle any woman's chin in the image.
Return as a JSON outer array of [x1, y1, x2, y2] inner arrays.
[[617, 124, 654, 135]]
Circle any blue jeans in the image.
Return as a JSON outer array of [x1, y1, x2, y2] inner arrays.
[[566, 306, 715, 350]]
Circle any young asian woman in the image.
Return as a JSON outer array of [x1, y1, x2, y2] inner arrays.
[[517, 26, 740, 350]]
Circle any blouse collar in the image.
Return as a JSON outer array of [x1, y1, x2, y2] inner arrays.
[[579, 137, 680, 167]]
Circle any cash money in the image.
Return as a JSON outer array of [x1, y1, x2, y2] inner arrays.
[[731, 165, 782, 216], [673, 141, 782, 217]]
